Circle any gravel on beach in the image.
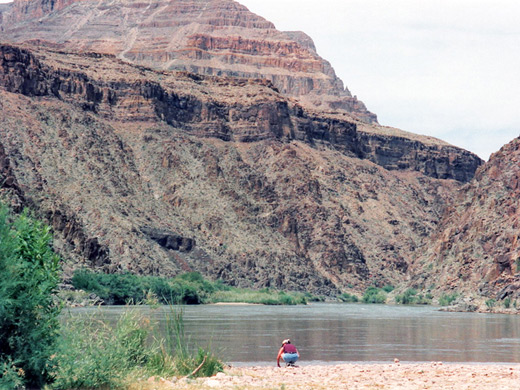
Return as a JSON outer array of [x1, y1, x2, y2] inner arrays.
[[147, 362, 520, 389]]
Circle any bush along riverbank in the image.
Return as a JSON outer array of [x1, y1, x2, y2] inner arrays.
[[349, 285, 520, 314], [67, 270, 520, 312], [67, 269, 322, 306], [0, 203, 223, 389], [53, 305, 223, 390]]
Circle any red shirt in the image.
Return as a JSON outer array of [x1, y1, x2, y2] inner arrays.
[[283, 343, 297, 354]]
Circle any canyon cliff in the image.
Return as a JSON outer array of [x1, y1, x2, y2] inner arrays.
[[409, 137, 520, 306], [4, 0, 514, 305], [0, 0, 376, 122], [0, 43, 482, 294]]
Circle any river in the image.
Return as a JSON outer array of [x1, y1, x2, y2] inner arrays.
[[68, 303, 520, 365]]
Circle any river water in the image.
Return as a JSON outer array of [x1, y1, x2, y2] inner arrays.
[[70, 303, 520, 365]]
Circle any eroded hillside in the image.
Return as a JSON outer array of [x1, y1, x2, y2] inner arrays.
[[0, 44, 482, 294], [409, 137, 520, 305]]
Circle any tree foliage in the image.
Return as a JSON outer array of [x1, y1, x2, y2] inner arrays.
[[0, 205, 61, 388]]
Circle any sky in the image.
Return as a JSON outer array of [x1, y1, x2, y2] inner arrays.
[[237, 0, 520, 161], [1, 0, 519, 160]]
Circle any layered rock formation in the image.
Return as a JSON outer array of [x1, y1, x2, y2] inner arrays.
[[0, 0, 376, 122], [409, 137, 520, 304], [0, 43, 482, 294]]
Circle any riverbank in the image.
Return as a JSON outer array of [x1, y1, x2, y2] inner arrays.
[[140, 362, 520, 389]]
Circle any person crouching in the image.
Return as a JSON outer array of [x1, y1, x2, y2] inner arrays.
[[277, 339, 300, 367]]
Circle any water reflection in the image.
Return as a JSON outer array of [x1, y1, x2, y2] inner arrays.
[[70, 303, 520, 364]]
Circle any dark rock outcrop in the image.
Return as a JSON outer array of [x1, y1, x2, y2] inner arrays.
[[46, 208, 111, 268], [141, 226, 195, 252], [357, 132, 482, 183], [0, 142, 26, 212]]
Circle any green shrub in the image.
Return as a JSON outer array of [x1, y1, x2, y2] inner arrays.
[[304, 292, 325, 302], [70, 268, 108, 297], [382, 285, 395, 293], [53, 310, 159, 389], [485, 298, 496, 309], [209, 288, 307, 305], [53, 306, 224, 389], [415, 293, 433, 305], [339, 292, 359, 303], [503, 297, 511, 309], [170, 281, 202, 304], [0, 205, 62, 389], [71, 270, 206, 305], [439, 292, 459, 306], [395, 288, 418, 304], [362, 287, 387, 304], [0, 358, 25, 389], [395, 290, 431, 305], [163, 306, 223, 378], [71, 270, 312, 306]]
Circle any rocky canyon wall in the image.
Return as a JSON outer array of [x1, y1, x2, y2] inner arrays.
[[0, 44, 481, 294], [409, 137, 520, 305]]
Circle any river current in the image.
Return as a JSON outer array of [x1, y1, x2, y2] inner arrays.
[[70, 303, 520, 365]]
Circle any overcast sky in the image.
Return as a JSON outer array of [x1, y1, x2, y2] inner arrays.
[[2, 0, 519, 160], [238, 0, 520, 160]]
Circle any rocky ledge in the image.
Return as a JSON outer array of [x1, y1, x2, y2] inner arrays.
[[0, 44, 482, 182]]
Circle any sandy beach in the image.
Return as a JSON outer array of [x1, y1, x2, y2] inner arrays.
[[144, 362, 520, 389]]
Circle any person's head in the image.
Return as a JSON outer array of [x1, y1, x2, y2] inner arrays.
[[282, 339, 291, 346]]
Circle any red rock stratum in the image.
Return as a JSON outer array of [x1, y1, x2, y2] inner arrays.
[[0, 0, 376, 122]]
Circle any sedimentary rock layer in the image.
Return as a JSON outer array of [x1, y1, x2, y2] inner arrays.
[[0, 0, 376, 122]]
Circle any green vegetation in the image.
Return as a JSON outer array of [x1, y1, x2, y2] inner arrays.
[[395, 288, 418, 304], [52, 306, 222, 389], [71, 270, 319, 306], [164, 306, 223, 377], [382, 285, 395, 293], [395, 289, 433, 305], [503, 297, 511, 309], [0, 202, 223, 389], [362, 286, 387, 304], [0, 205, 62, 389], [416, 293, 433, 305], [71, 269, 220, 305], [338, 292, 359, 303], [52, 310, 156, 389], [207, 287, 313, 305], [485, 298, 496, 309], [339, 292, 359, 303], [438, 292, 459, 306]]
